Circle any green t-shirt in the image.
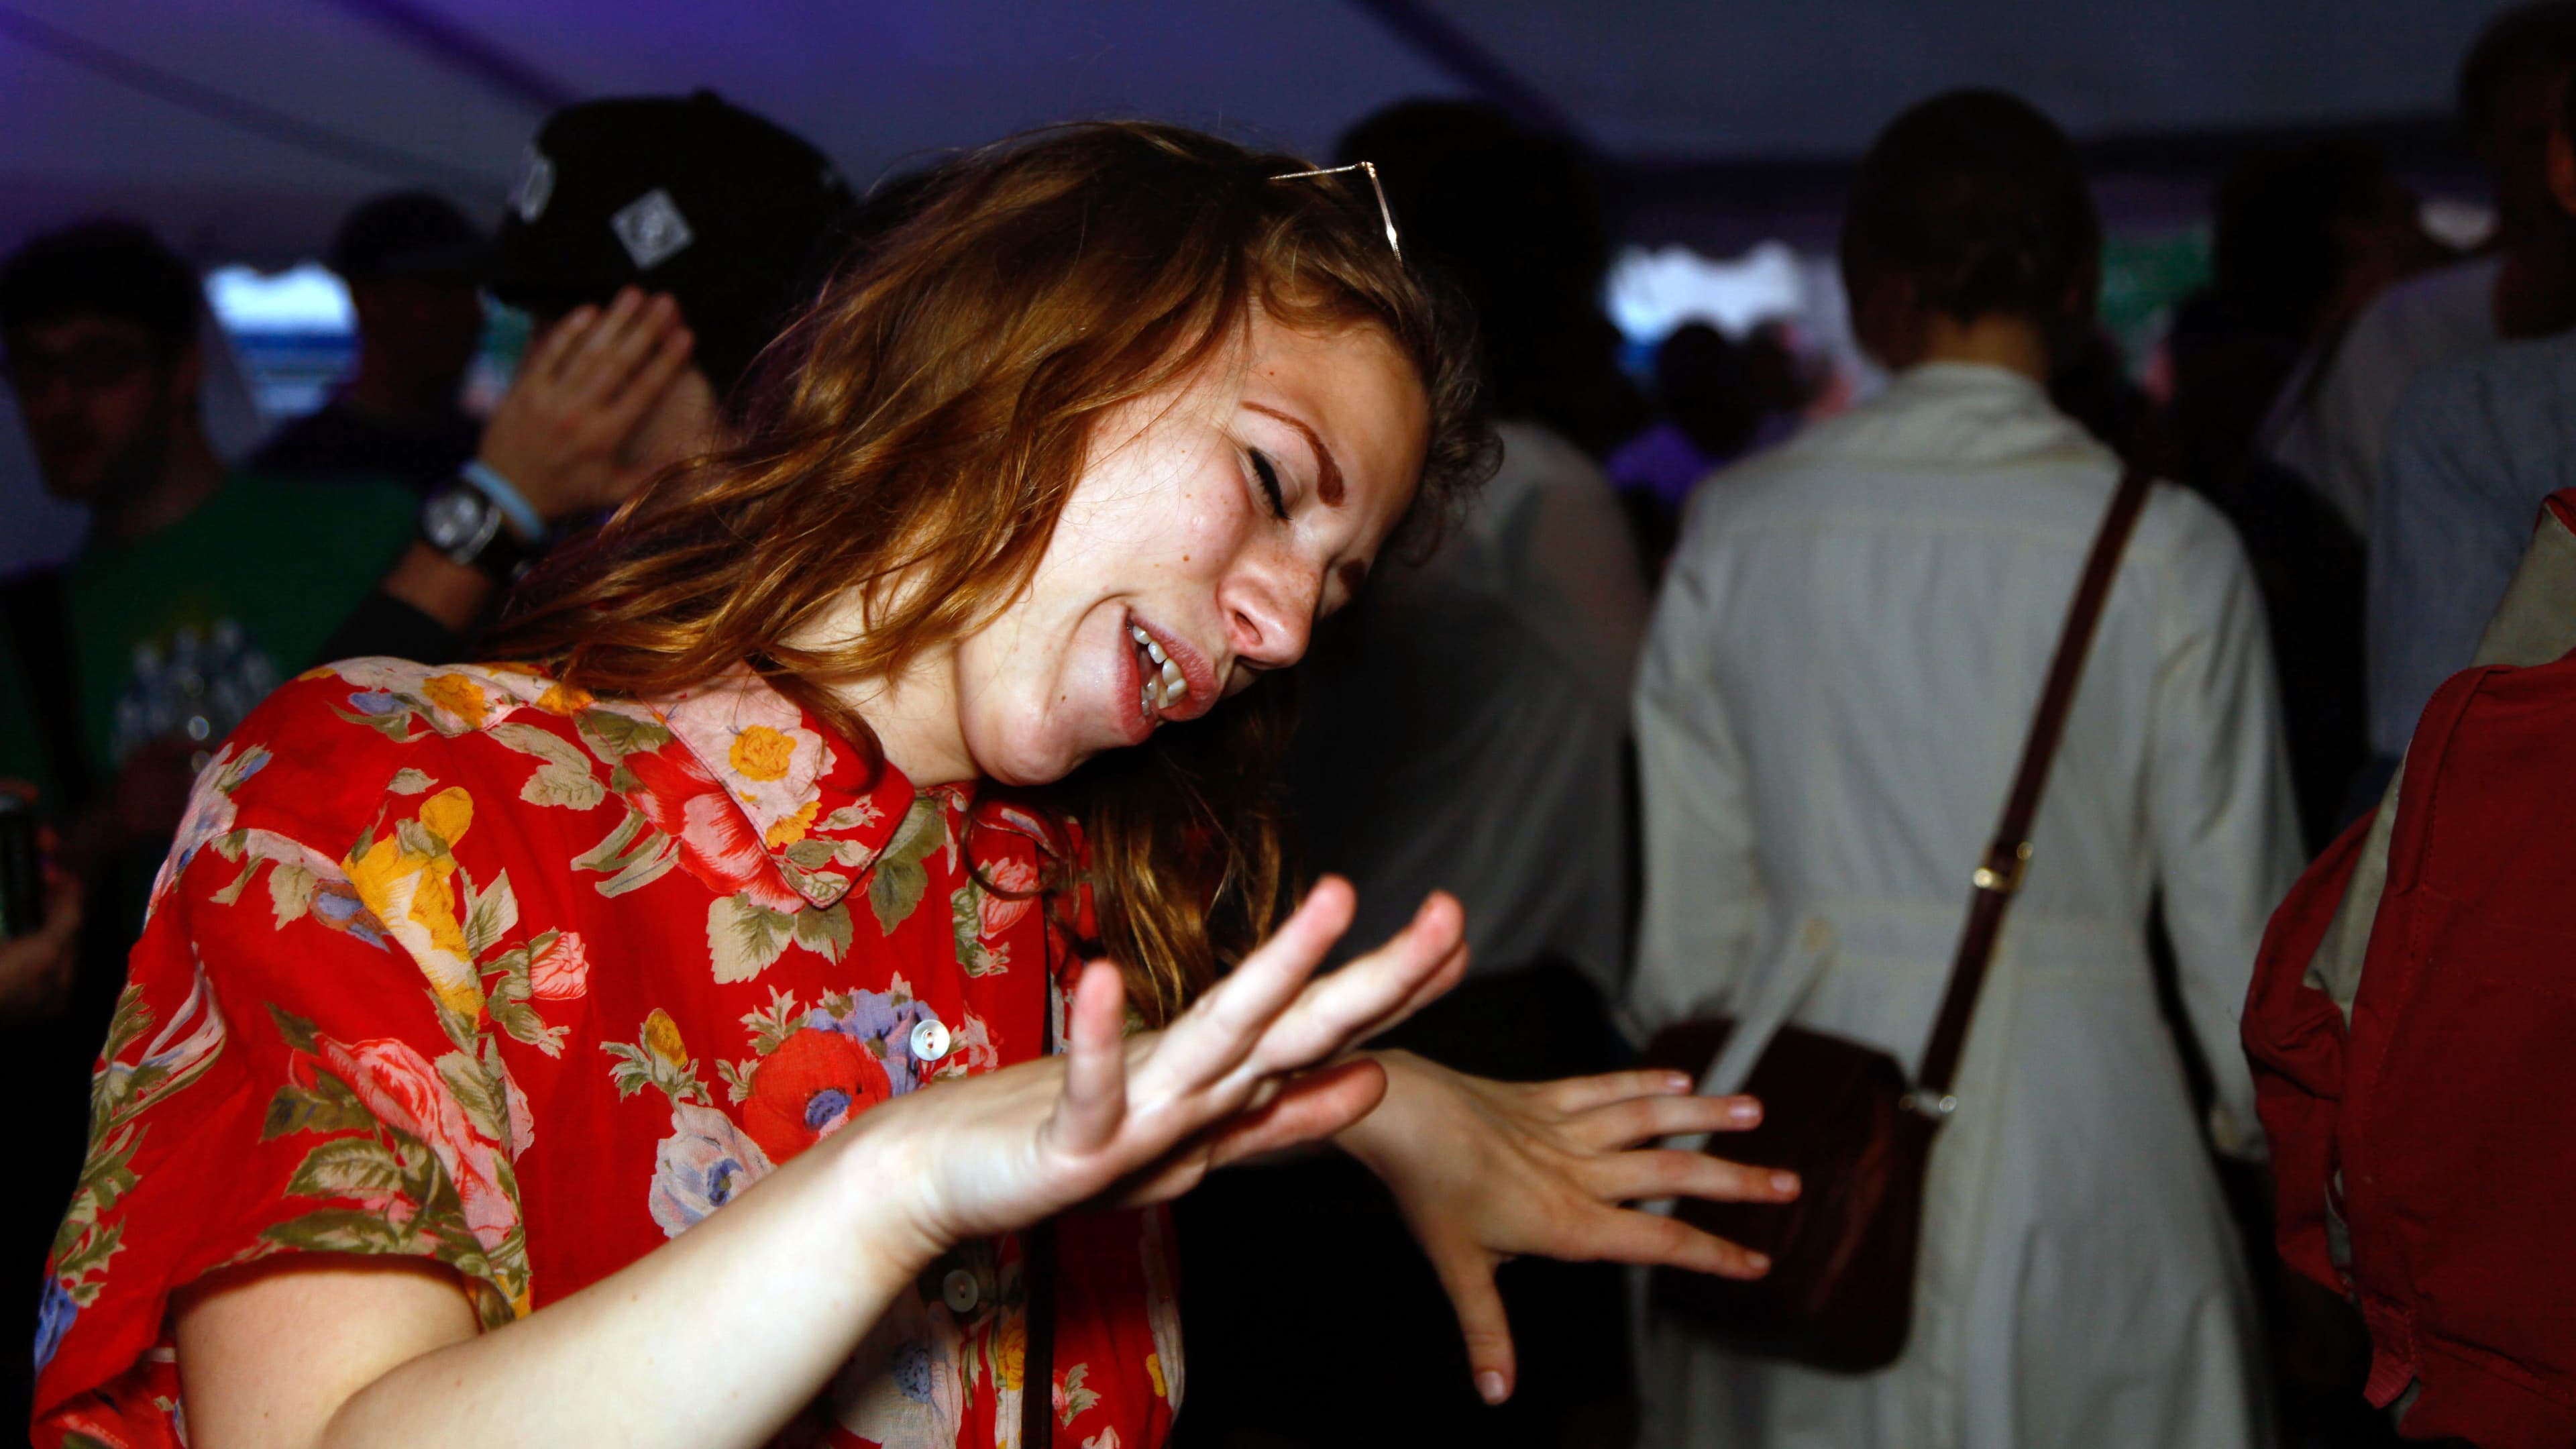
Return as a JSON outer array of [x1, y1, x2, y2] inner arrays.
[[67, 470, 415, 773]]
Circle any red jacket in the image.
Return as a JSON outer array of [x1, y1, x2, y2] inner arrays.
[[2245, 490, 2576, 1446]]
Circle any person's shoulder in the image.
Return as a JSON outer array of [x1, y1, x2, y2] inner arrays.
[[2390, 330, 2576, 468], [244, 659, 600, 765]]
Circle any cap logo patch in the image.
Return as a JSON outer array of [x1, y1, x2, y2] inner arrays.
[[610, 188, 694, 272], [511, 148, 555, 223]]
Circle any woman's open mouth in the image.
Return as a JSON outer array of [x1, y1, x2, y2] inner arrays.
[[1130, 622, 1189, 720]]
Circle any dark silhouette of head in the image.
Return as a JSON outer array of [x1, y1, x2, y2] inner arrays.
[[2212, 141, 2436, 345], [1339, 99, 1646, 455], [1840, 89, 2100, 368], [2459, 1, 2576, 242], [0, 220, 205, 503]]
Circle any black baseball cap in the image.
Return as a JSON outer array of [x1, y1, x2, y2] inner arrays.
[[330, 191, 488, 282], [490, 91, 856, 396]]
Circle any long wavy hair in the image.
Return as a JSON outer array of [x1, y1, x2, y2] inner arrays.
[[488, 122, 1493, 1021]]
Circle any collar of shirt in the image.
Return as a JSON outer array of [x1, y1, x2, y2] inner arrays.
[[637, 668, 920, 911]]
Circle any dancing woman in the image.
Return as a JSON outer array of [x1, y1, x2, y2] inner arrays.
[[32, 123, 1788, 1449]]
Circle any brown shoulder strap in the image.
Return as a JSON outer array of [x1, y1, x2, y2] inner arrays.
[[1911, 465, 2155, 1108]]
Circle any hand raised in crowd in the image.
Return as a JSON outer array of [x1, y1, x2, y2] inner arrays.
[[1340, 1046, 1796, 1405], [477, 287, 696, 525]]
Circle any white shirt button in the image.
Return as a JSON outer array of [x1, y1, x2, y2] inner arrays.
[[910, 1017, 952, 1063], [941, 1267, 979, 1315]]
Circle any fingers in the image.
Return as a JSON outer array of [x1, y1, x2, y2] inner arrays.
[[564, 292, 688, 411], [1564, 1091, 1764, 1151], [1589, 1206, 1774, 1279], [1236, 890, 1468, 1078], [521, 302, 596, 386], [1189, 1058, 1389, 1173], [1134, 879, 1354, 1099], [1047, 963, 1130, 1154], [1582, 1147, 1801, 1206], [590, 315, 696, 439], [1542, 1068, 1697, 1115], [1419, 1232, 1517, 1405]]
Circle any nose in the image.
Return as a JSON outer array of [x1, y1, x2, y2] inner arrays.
[[1220, 548, 1322, 672]]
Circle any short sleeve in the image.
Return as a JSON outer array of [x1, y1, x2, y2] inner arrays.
[[35, 676, 537, 1436]]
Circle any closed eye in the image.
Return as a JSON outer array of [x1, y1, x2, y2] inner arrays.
[[1246, 447, 1289, 521]]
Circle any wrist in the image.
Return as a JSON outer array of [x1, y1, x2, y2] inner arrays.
[[1332, 1048, 1426, 1168], [820, 1101, 951, 1279], [460, 459, 549, 541]]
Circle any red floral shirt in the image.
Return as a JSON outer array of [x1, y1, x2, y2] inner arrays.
[[34, 659, 1181, 1449]]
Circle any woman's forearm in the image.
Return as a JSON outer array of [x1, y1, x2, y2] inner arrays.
[[182, 1109, 939, 1449], [331, 1114, 934, 1449]]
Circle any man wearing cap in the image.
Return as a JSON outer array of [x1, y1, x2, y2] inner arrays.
[[317, 92, 855, 665], [248, 191, 489, 494]]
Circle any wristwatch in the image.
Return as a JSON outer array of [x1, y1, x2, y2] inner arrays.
[[419, 477, 543, 582]]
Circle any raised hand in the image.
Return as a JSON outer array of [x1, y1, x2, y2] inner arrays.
[[478, 288, 696, 522], [870, 877, 1468, 1258], [1339, 1050, 1799, 1405]]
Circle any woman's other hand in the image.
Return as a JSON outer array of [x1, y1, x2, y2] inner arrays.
[[867, 876, 1468, 1260], [477, 288, 696, 523], [1338, 1051, 1798, 1405]]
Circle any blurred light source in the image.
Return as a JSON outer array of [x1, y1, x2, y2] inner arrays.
[[1605, 240, 1812, 342], [203, 262, 354, 422], [205, 262, 354, 332]]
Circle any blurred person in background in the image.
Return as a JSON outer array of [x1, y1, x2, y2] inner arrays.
[[247, 191, 488, 494], [1629, 90, 2300, 1449], [317, 91, 855, 667], [2367, 74, 2576, 800], [2147, 140, 2430, 845], [1175, 100, 1654, 1449], [0, 217, 413, 1440], [2263, 0, 2576, 539], [1607, 321, 1761, 573]]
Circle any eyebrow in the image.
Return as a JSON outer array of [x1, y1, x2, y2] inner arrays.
[[1245, 402, 1344, 506]]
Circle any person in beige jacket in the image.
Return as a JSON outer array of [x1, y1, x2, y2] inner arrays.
[[1629, 91, 2302, 1449]]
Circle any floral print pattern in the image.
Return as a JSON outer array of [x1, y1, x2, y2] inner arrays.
[[34, 660, 1177, 1449]]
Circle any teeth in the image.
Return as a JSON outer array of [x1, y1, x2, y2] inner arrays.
[[1159, 659, 1185, 699], [1130, 625, 1150, 646], [1147, 640, 1169, 665]]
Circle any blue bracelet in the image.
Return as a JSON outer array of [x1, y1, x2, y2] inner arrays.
[[462, 460, 548, 541]]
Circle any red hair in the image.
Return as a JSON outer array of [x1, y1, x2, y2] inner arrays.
[[490, 122, 1492, 1018]]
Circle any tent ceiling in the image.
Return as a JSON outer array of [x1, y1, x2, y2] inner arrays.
[[0, 0, 2527, 266]]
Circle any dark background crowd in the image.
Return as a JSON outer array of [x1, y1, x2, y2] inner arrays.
[[1, 3, 2569, 1447]]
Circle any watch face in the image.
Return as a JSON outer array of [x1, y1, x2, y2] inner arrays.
[[423, 488, 490, 551]]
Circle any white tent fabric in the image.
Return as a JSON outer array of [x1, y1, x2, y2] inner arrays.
[[0, 0, 2528, 268]]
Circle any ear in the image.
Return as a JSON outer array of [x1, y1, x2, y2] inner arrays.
[[2549, 127, 2576, 221]]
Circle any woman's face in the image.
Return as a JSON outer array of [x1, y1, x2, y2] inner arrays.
[[926, 312, 1427, 787]]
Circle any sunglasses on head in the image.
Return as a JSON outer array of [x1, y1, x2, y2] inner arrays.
[[1270, 160, 1402, 262]]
